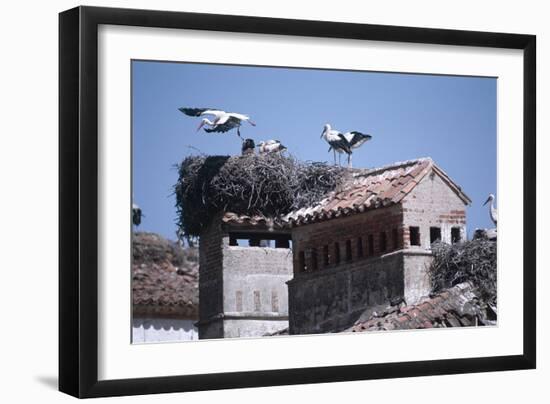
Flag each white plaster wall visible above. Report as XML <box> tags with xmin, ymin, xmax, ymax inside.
<box><xmin>132</xmin><ymin>318</ymin><xmax>198</xmax><ymax>343</ymax></box>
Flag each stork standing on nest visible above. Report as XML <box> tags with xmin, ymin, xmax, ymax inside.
<box><xmin>241</xmin><ymin>138</ymin><xmax>256</xmax><ymax>155</ymax></box>
<box><xmin>320</xmin><ymin>124</ymin><xmax>351</xmax><ymax>166</ymax></box>
<box><xmin>258</xmin><ymin>140</ymin><xmax>287</xmax><ymax>154</ymax></box>
<box><xmin>178</xmin><ymin>107</ymin><xmax>256</xmax><ymax>139</ymax></box>
<box><xmin>321</xmin><ymin>124</ymin><xmax>371</xmax><ymax>168</ymax></box>
<box><xmin>483</xmin><ymin>193</ymin><xmax>498</xmax><ymax>227</ymax></box>
<box><xmin>340</xmin><ymin>131</ymin><xmax>372</xmax><ymax>168</ymax></box>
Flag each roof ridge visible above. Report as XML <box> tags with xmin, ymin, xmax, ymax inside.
<box><xmin>351</xmin><ymin>157</ymin><xmax>433</xmax><ymax>178</ymax></box>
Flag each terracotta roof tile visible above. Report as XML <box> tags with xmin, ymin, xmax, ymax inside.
<box><xmin>283</xmin><ymin>158</ymin><xmax>451</xmax><ymax>226</ymax></box>
<box><xmin>132</xmin><ymin>233</ymin><xmax>198</xmax><ymax>318</ymax></box>
<box><xmin>349</xmin><ymin>282</ymin><xmax>496</xmax><ymax>332</ymax></box>
<box><xmin>222</xmin><ymin>157</ymin><xmax>471</xmax><ymax>227</ymax></box>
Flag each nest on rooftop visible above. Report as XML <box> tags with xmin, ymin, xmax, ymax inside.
<box><xmin>175</xmin><ymin>153</ymin><xmax>346</xmax><ymax>237</ymax></box>
<box><xmin>429</xmin><ymin>239</ymin><xmax>497</xmax><ymax>307</ymax></box>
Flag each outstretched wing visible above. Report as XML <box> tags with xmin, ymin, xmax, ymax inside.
<box><xmin>204</xmin><ymin>116</ymin><xmax>242</xmax><ymax>133</ymax></box>
<box><xmin>330</xmin><ymin>134</ymin><xmax>352</xmax><ymax>154</ymax></box>
<box><xmin>345</xmin><ymin>131</ymin><xmax>372</xmax><ymax>148</ymax></box>
<box><xmin>178</xmin><ymin>107</ymin><xmax>220</xmax><ymax>117</ymax></box>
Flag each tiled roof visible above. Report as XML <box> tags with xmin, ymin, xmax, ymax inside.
<box><xmin>283</xmin><ymin>157</ymin><xmax>471</xmax><ymax>226</ymax></box>
<box><xmin>221</xmin><ymin>212</ymin><xmax>281</xmax><ymax>228</ymax></box>
<box><xmin>132</xmin><ymin>232</ymin><xmax>198</xmax><ymax>318</ymax></box>
<box><xmin>220</xmin><ymin>157</ymin><xmax>470</xmax><ymax>228</ymax></box>
<box><xmin>349</xmin><ymin>282</ymin><xmax>496</xmax><ymax>332</ymax></box>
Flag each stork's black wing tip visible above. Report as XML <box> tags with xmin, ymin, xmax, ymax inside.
<box><xmin>178</xmin><ymin>107</ymin><xmax>208</xmax><ymax>116</ymax></box>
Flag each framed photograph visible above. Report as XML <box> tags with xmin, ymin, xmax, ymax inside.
<box><xmin>59</xmin><ymin>6</ymin><xmax>536</xmax><ymax>398</ymax></box>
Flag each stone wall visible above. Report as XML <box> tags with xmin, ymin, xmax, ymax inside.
<box><xmin>198</xmin><ymin>219</ymin><xmax>293</xmax><ymax>339</ymax></box>
<box><xmin>288</xmin><ymin>251</ymin><xmax>404</xmax><ymax>334</ymax></box>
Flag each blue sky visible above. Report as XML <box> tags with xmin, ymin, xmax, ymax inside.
<box><xmin>132</xmin><ymin>60</ymin><xmax>496</xmax><ymax>240</ymax></box>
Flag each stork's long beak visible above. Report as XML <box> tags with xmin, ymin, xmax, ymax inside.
<box><xmin>483</xmin><ymin>196</ymin><xmax>491</xmax><ymax>206</ymax></box>
<box><xmin>248</xmin><ymin>120</ymin><xmax>256</xmax><ymax>126</ymax></box>
<box><xmin>196</xmin><ymin>120</ymin><xmax>205</xmax><ymax>132</ymax></box>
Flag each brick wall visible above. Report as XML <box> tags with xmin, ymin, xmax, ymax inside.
<box><xmin>291</xmin><ymin>204</ymin><xmax>404</xmax><ymax>277</ymax></box>
<box><xmin>287</xmin><ymin>168</ymin><xmax>469</xmax><ymax>334</ymax></box>
<box><xmin>402</xmin><ymin>172</ymin><xmax>467</xmax><ymax>247</ymax></box>
<box><xmin>198</xmin><ymin>216</ymin><xmax>224</xmax><ymax>324</ymax></box>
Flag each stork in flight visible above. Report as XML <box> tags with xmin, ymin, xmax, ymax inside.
<box><xmin>258</xmin><ymin>140</ymin><xmax>287</xmax><ymax>154</ymax></box>
<box><xmin>483</xmin><ymin>193</ymin><xmax>498</xmax><ymax>227</ymax></box>
<box><xmin>178</xmin><ymin>107</ymin><xmax>256</xmax><ymax>139</ymax></box>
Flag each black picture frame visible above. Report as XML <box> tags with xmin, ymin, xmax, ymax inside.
<box><xmin>59</xmin><ymin>5</ymin><xmax>536</xmax><ymax>398</ymax></box>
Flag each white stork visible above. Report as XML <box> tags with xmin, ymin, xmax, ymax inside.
<box><xmin>320</xmin><ymin>124</ymin><xmax>354</xmax><ymax>167</ymax></box>
<box><xmin>343</xmin><ymin>131</ymin><xmax>372</xmax><ymax>150</ymax></box>
<box><xmin>178</xmin><ymin>107</ymin><xmax>256</xmax><ymax>139</ymax></box>
<box><xmin>483</xmin><ymin>194</ymin><xmax>498</xmax><ymax>227</ymax></box>
<box><xmin>258</xmin><ymin>140</ymin><xmax>287</xmax><ymax>154</ymax></box>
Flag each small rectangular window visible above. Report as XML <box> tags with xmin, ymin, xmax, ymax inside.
<box><xmin>228</xmin><ymin>233</ymin><xmax>291</xmax><ymax>248</ymax></box>
<box><xmin>430</xmin><ymin>227</ymin><xmax>442</xmax><ymax>244</ymax></box>
<box><xmin>254</xmin><ymin>290</ymin><xmax>261</xmax><ymax>312</ymax></box>
<box><xmin>323</xmin><ymin>245</ymin><xmax>330</xmax><ymax>266</ymax></box>
<box><xmin>357</xmin><ymin>237</ymin><xmax>364</xmax><ymax>258</ymax></box>
<box><xmin>392</xmin><ymin>228</ymin><xmax>399</xmax><ymax>250</ymax></box>
<box><xmin>310</xmin><ymin>248</ymin><xmax>318</xmax><ymax>271</ymax></box>
<box><xmin>451</xmin><ymin>227</ymin><xmax>461</xmax><ymax>244</ymax></box>
<box><xmin>345</xmin><ymin>240</ymin><xmax>352</xmax><ymax>261</ymax></box>
<box><xmin>368</xmin><ymin>235</ymin><xmax>374</xmax><ymax>256</ymax></box>
<box><xmin>334</xmin><ymin>242</ymin><xmax>341</xmax><ymax>264</ymax></box>
<box><xmin>410</xmin><ymin>226</ymin><xmax>421</xmax><ymax>246</ymax></box>
<box><xmin>298</xmin><ymin>251</ymin><xmax>306</xmax><ymax>273</ymax></box>
<box><xmin>379</xmin><ymin>232</ymin><xmax>387</xmax><ymax>252</ymax></box>
<box><xmin>275</xmin><ymin>238</ymin><xmax>290</xmax><ymax>248</ymax></box>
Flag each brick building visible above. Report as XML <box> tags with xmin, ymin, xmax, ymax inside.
<box><xmin>284</xmin><ymin>157</ymin><xmax>471</xmax><ymax>334</ymax></box>
<box><xmin>197</xmin><ymin>214</ymin><xmax>293</xmax><ymax>339</ymax></box>
<box><xmin>197</xmin><ymin>157</ymin><xmax>470</xmax><ymax>338</ymax></box>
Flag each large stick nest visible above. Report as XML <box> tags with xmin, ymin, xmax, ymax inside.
<box><xmin>175</xmin><ymin>154</ymin><xmax>346</xmax><ymax>236</ymax></box>
<box><xmin>429</xmin><ymin>239</ymin><xmax>497</xmax><ymax>306</ymax></box>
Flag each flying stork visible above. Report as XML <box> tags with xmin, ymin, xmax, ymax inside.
<box><xmin>178</xmin><ymin>107</ymin><xmax>256</xmax><ymax>139</ymax></box>
<box><xmin>483</xmin><ymin>193</ymin><xmax>498</xmax><ymax>227</ymax></box>
<box><xmin>258</xmin><ymin>140</ymin><xmax>287</xmax><ymax>154</ymax></box>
